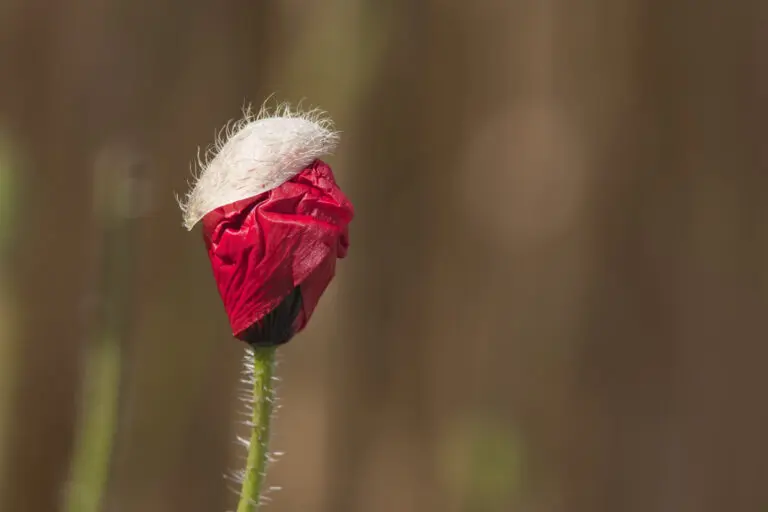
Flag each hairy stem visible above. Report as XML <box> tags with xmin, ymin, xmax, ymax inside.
<box><xmin>237</xmin><ymin>346</ymin><xmax>277</xmax><ymax>512</ymax></box>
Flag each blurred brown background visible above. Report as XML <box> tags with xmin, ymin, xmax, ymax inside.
<box><xmin>1</xmin><ymin>1</ymin><xmax>768</xmax><ymax>511</ymax></box>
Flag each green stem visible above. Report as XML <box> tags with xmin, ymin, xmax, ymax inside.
<box><xmin>237</xmin><ymin>346</ymin><xmax>277</xmax><ymax>512</ymax></box>
<box><xmin>63</xmin><ymin>337</ymin><xmax>121</xmax><ymax>512</ymax></box>
<box><xmin>64</xmin><ymin>154</ymin><xmax>143</xmax><ymax>512</ymax></box>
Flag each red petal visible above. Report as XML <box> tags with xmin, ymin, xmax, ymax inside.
<box><xmin>201</xmin><ymin>160</ymin><xmax>354</xmax><ymax>340</ymax></box>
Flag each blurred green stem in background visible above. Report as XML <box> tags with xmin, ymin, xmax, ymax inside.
<box><xmin>237</xmin><ymin>347</ymin><xmax>277</xmax><ymax>512</ymax></box>
<box><xmin>64</xmin><ymin>336</ymin><xmax>121</xmax><ymax>512</ymax></box>
<box><xmin>0</xmin><ymin>131</ymin><xmax>19</xmax><ymax>488</ymax></box>
<box><xmin>64</xmin><ymin>147</ymin><xmax>144</xmax><ymax>512</ymax></box>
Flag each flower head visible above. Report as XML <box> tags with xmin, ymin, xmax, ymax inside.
<box><xmin>180</xmin><ymin>104</ymin><xmax>353</xmax><ymax>345</ymax></box>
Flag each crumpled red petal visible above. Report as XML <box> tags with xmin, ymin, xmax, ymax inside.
<box><xmin>200</xmin><ymin>159</ymin><xmax>353</xmax><ymax>340</ymax></box>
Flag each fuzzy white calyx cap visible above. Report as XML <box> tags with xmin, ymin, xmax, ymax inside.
<box><xmin>179</xmin><ymin>104</ymin><xmax>340</xmax><ymax>230</ymax></box>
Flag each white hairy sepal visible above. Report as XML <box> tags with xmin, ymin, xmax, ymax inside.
<box><xmin>179</xmin><ymin>104</ymin><xmax>339</xmax><ymax>230</ymax></box>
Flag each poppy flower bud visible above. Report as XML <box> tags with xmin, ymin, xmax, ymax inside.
<box><xmin>180</xmin><ymin>107</ymin><xmax>353</xmax><ymax>346</ymax></box>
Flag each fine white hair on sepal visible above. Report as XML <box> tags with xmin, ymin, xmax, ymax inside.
<box><xmin>178</xmin><ymin>102</ymin><xmax>340</xmax><ymax>230</ymax></box>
